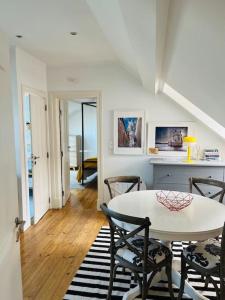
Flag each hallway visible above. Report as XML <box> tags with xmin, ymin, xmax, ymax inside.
<box><xmin>20</xmin><ymin>184</ymin><xmax>106</xmax><ymax>300</ymax></box>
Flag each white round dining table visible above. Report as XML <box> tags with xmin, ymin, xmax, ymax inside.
<box><xmin>108</xmin><ymin>190</ymin><xmax>225</xmax><ymax>300</ymax></box>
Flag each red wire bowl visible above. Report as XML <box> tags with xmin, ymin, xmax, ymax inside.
<box><xmin>156</xmin><ymin>191</ymin><xmax>193</xmax><ymax>211</ymax></box>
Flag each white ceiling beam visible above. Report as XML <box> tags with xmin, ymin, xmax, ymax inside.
<box><xmin>155</xmin><ymin>0</ymin><xmax>171</xmax><ymax>93</ymax></box>
<box><xmin>118</xmin><ymin>0</ymin><xmax>156</xmax><ymax>92</ymax></box>
<box><xmin>86</xmin><ymin>0</ymin><xmax>171</xmax><ymax>93</ymax></box>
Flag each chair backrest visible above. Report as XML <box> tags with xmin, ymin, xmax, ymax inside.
<box><xmin>100</xmin><ymin>203</ymin><xmax>151</xmax><ymax>269</ymax></box>
<box><xmin>104</xmin><ymin>176</ymin><xmax>141</xmax><ymax>199</ymax></box>
<box><xmin>189</xmin><ymin>177</ymin><xmax>225</xmax><ymax>203</ymax></box>
<box><xmin>220</xmin><ymin>223</ymin><xmax>225</xmax><ymax>299</ymax></box>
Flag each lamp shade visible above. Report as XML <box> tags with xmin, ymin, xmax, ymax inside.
<box><xmin>183</xmin><ymin>136</ymin><xmax>197</xmax><ymax>143</ymax></box>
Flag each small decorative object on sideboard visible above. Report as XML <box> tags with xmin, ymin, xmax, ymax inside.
<box><xmin>183</xmin><ymin>136</ymin><xmax>197</xmax><ymax>163</ymax></box>
<box><xmin>156</xmin><ymin>191</ymin><xmax>193</xmax><ymax>211</ymax></box>
<box><xmin>203</xmin><ymin>149</ymin><xmax>220</xmax><ymax>161</ymax></box>
<box><xmin>148</xmin><ymin>147</ymin><xmax>159</xmax><ymax>155</ymax></box>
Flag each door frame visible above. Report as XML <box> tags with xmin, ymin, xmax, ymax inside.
<box><xmin>48</xmin><ymin>90</ymin><xmax>103</xmax><ymax>209</ymax></box>
<box><xmin>59</xmin><ymin>100</ymin><xmax>70</xmax><ymax>205</ymax></box>
<box><xmin>19</xmin><ymin>85</ymin><xmax>51</xmax><ymax>230</ymax></box>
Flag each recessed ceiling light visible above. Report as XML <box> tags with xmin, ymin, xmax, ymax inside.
<box><xmin>16</xmin><ymin>35</ymin><xmax>23</xmax><ymax>38</ymax></box>
<box><xmin>70</xmin><ymin>32</ymin><xmax>78</xmax><ymax>36</ymax></box>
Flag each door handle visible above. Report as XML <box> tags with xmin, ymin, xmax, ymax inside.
<box><xmin>15</xmin><ymin>217</ymin><xmax>26</xmax><ymax>242</ymax></box>
<box><xmin>32</xmin><ymin>154</ymin><xmax>40</xmax><ymax>165</ymax></box>
<box><xmin>32</xmin><ymin>155</ymin><xmax>40</xmax><ymax>160</ymax></box>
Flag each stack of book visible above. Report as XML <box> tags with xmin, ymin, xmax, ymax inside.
<box><xmin>203</xmin><ymin>149</ymin><xmax>220</xmax><ymax>161</ymax></box>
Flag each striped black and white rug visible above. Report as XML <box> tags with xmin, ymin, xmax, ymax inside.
<box><xmin>64</xmin><ymin>227</ymin><xmax>219</xmax><ymax>300</ymax></box>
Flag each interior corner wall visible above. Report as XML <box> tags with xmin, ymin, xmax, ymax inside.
<box><xmin>47</xmin><ymin>63</ymin><xmax>225</xmax><ymax>204</ymax></box>
<box><xmin>10</xmin><ymin>47</ymin><xmax>48</xmax><ymax>229</ymax></box>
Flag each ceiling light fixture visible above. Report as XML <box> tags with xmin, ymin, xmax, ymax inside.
<box><xmin>70</xmin><ymin>32</ymin><xmax>78</xmax><ymax>36</ymax></box>
<box><xmin>16</xmin><ymin>35</ymin><xmax>23</xmax><ymax>38</ymax></box>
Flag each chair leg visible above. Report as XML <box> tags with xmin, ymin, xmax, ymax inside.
<box><xmin>220</xmin><ymin>276</ymin><xmax>225</xmax><ymax>300</ymax></box>
<box><xmin>107</xmin><ymin>257</ymin><xmax>115</xmax><ymax>300</ymax></box>
<box><xmin>204</xmin><ymin>276</ymin><xmax>209</xmax><ymax>290</ymax></box>
<box><xmin>142</xmin><ymin>272</ymin><xmax>148</xmax><ymax>300</ymax></box>
<box><xmin>208</xmin><ymin>276</ymin><xmax>220</xmax><ymax>300</ymax></box>
<box><xmin>134</xmin><ymin>272</ymin><xmax>138</xmax><ymax>284</ymax></box>
<box><xmin>166</xmin><ymin>262</ymin><xmax>175</xmax><ymax>299</ymax></box>
<box><xmin>177</xmin><ymin>255</ymin><xmax>188</xmax><ymax>300</ymax></box>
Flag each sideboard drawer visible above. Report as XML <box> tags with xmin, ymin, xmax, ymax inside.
<box><xmin>154</xmin><ymin>165</ymin><xmax>224</xmax><ymax>185</ymax></box>
<box><xmin>154</xmin><ymin>183</ymin><xmax>189</xmax><ymax>193</ymax></box>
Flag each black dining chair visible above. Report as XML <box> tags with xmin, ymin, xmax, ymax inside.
<box><xmin>178</xmin><ymin>222</ymin><xmax>225</xmax><ymax>300</ymax></box>
<box><xmin>104</xmin><ymin>176</ymin><xmax>141</xmax><ymax>199</ymax></box>
<box><xmin>189</xmin><ymin>177</ymin><xmax>225</xmax><ymax>203</ymax></box>
<box><xmin>100</xmin><ymin>203</ymin><xmax>175</xmax><ymax>300</ymax></box>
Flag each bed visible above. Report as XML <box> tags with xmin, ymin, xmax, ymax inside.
<box><xmin>76</xmin><ymin>157</ymin><xmax>97</xmax><ymax>183</ymax></box>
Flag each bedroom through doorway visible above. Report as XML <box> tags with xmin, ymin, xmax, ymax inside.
<box><xmin>59</xmin><ymin>98</ymin><xmax>98</xmax><ymax>204</ymax></box>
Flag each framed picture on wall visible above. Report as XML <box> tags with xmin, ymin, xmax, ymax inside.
<box><xmin>148</xmin><ymin>121</ymin><xmax>195</xmax><ymax>156</ymax></box>
<box><xmin>114</xmin><ymin>111</ymin><xmax>145</xmax><ymax>155</ymax></box>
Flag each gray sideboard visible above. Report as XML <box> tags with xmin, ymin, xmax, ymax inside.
<box><xmin>151</xmin><ymin>159</ymin><xmax>225</xmax><ymax>197</ymax></box>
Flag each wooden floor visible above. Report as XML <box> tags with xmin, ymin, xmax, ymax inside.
<box><xmin>20</xmin><ymin>183</ymin><xmax>106</xmax><ymax>300</ymax></box>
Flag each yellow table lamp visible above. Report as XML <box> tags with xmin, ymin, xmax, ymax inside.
<box><xmin>183</xmin><ymin>136</ymin><xmax>197</xmax><ymax>162</ymax></box>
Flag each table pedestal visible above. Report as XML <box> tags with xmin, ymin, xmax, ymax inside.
<box><xmin>170</xmin><ymin>259</ymin><xmax>208</xmax><ymax>300</ymax></box>
<box><xmin>122</xmin><ymin>256</ymin><xmax>209</xmax><ymax>300</ymax></box>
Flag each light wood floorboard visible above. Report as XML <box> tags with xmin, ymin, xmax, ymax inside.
<box><xmin>20</xmin><ymin>183</ymin><xmax>106</xmax><ymax>300</ymax></box>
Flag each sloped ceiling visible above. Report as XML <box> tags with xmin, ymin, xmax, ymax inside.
<box><xmin>163</xmin><ymin>0</ymin><xmax>225</xmax><ymax>128</ymax></box>
<box><xmin>0</xmin><ymin>0</ymin><xmax>224</xmax><ymax>135</ymax></box>
<box><xmin>86</xmin><ymin>0</ymin><xmax>225</xmax><ymax>137</ymax></box>
<box><xmin>86</xmin><ymin>0</ymin><xmax>170</xmax><ymax>92</ymax></box>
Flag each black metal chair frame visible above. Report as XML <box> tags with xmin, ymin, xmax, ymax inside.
<box><xmin>101</xmin><ymin>203</ymin><xmax>174</xmax><ymax>300</ymax></box>
<box><xmin>104</xmin><ymin>176</ymin><xmax>141</xmax><ymax>199</ymax></box>
<box><xmin>178</xmin><ymin>223</ymin><xmax>225</xmax><ymax>300</ymax></box>
<box><xmin>189</xmin><ymin>177</ymin><xmax>225</xmax><ymax>203</ymax></box>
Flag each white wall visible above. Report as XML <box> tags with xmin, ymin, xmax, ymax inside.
<box><xmin>69</xmin><ymin>102</ymin><xmax>97</xmax><ymax>159</ymax></box>
<box><xmin>11</xmin><ymin>47</ymin><xmax>48</xmax><ymax>229</ymax></box>
<box><xmin>0</xmin><ymin>31</ymin><xmax>23</xmax><ymax>300</ymax></box>
<box><xmin>47</xmin><ymin>63</ymin><xmax>225</xmax><ymax>203</ymax></box>
<box><xmin>163</xmin><ymin>0</ymin><xmax>225</xmax><ymax>127</ymax></box>
<box><xmin>68</xmin><ymin>102</ymin><xmax>82</xmax><ymax>136</ymax></box>
<box><xmin>69</xmin><ymin>110</ymin><xmax>81</xmax><ymax>135</ymax></box>
<box><xmin>83</xmin><ymin>104</ymin><xmax>97</xmax><ymax>158</ymax></box>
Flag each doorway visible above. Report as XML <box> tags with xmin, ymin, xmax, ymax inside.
<box><xmin>23</xmin><ymin>91</ymin><xmax>50</xmax><ymax>226</ymax></box>
<box><xmin>59</xmin><ymin>98</ymin><xmax>98</xmax><ymax>205</ymax></box>
<box><xmin>23</xmin><ymin>94</ymin><xmax>34</xmax><ymax>224</ymax></box>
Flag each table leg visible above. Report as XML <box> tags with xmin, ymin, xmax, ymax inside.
<box><xmin>164</xmin><ymin>242</ymin><xmax>209</xmax><ymax>300</ymax></box>
<box><xmin>122</xmin><ymin>271</ymin><xmax>162</xmax><ymax>300</ymax></box>
<box><xmin>122</xmin><ymin>241</ymin><xmax>210</xmax><ymax>300</ymax></box>
<box><xmin>122</xmin><ymin>263</ymin><xmax>209</xmax><ymax>300</ymax></box>
<box><xmin>171</xmin><ymin>260</ymin><xmax>209</xmax><ymax>300</ymax></box>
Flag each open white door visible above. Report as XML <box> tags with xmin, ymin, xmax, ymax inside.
<box><xmin>30</xmin><ymin>94</ymin><xmax>49</xmax><ymax>223</ymax></box>
<box><xmin>0</xmin><ymin>32</ymin><xmax>23</xmax><ymax>299</ymax></box>
<box><xmin>59</xmin><ymin>100</ymin><xmax>70</xmax><ymax>205</ymax></box>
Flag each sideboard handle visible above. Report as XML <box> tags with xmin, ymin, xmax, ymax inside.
<box><xmin>167</xmin><ymin>173</ymin><xmax>172</xmax><ymax>177</ymax></box>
